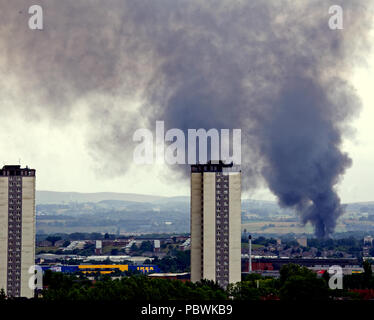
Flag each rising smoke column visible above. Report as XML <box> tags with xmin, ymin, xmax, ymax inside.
<box><xmin>0</xmin><ymin>0</ymin><xmax>372</xmax><ymax>237</ymax></box>
<box><xmin>137</xmin><ymin>1</ymin><xmax>371</xmax><ymax>237</ymax></box>
<box><xmin>259</xmin><ymin>77</ymin><xmax>359</xmax><ymax>237</ymax></box>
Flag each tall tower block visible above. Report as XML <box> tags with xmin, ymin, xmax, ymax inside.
<box><xmin>0</xmin><ymin>165</ymin><xmax>36</xmax><ymax>298</ymax></box>
<box><xmin>190</xmin><ymin>161</ymin><xmax>241</xmax><ymax>287</ymax></box>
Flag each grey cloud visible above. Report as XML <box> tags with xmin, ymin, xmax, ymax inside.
<box><xmin>1</xmin><ymin>0</ymin><xmax>372</xmax><ymax>237</ymax></box>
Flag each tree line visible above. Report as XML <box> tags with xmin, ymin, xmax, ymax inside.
<box><xmin>1</xmin><ymin>261</ymin><xmax>373</xmax><ymax>301</ymax></box>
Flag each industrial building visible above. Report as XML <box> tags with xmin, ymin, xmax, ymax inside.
<box><xmin>40</xmin><ymin>264</ymin><xmax>161</xmax><ymax>275</ymax></box>
<box><xmin>243</xmin><ymin>257</ymin><xmax>362</xmax><ymax>275</ymax></box>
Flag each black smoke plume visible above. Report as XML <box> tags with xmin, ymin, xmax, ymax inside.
<box><xmin>1</xmin><ymin>0</ymin><xmax>372</xmax><ymax>237</ymax></box>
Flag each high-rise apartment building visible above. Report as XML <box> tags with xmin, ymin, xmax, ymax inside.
<box><xmin>190</xmin><ymin>161</ymin><xmax>241</xmax><ymax>287</ymax></box>
<box><xmin>0</xmin><ymin>165</ymin><xmax>36</xmax><ymax>298</ymax></box>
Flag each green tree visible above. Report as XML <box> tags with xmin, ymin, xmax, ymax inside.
<box><xmin>369</xmin><ymin>247</ymin><xmax>374</xmax><ymax>257</ymax></box>
<box><xmin>41</xmin><ymin>272</ymin><xmax>227</xmax><ymax>301</ymax></box>
<box><xmin>0</xmin><ymin>288</ymin><xmax>6</xmax><ymax>301</ymax></box>
<box><xmin>362</xmin><ymin>260</ymin><xmax>373</xmax><ymax>288</ymax></box>
<box><xmin>322</xmin><ymin>270</ymin><xmax>330</xmax><ymax>285</ymax></box>
<box><xmin>228</xmin><ymin>282</ymin><xmax>261</xmax><ymax>300</ymax></box>
<box><xmin>228</xmin><ymin>274</ymin><xmax>279</xmax><ymax>300</ymax></box>
<box><xmin>279</xmin><ymin>264</ymin><xmax>329</xmax><ymax>301</ymax></box>
<box><xmin>140</xmin><ymin>241</ymin><xmax>153</xmax><ymax>252</ymax></box>
<box><xmin>63</xmin><ymin>240</ymin><xmax>71</xmax><ymax>247</ymax></box>
<box><xmin>46</xmin><ymin>236</ymin><xmax>62</xmax><ymax>246</ymax></box>
<box><xmin>363</xmin><ymin>260</ymin><xmax>372</xmax><ymax>278</ymax></box>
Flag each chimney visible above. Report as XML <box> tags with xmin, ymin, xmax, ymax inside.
<box><xmin>248</xmin><ymin>235</ymin><xmax>252</xmax><ymax>272</ymax></box>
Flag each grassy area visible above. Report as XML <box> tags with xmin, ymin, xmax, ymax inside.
<box><xmin>241</xmin><ymin>243</ymin><xmax>264</xmax><ymax>249</ymax></box>
<box><xmin>102</xmin><ymin>245</ymin><xmax>125</xmax><ymax>255</ymax></box>
<box><xmin>36</xmin><ymin>246</ymin><xmax>61</xmax><ymax>254</ymax></box>
<box><xmin>241</xmin><ymin>221</ymin><xmax>314</xmax><ymax>234</ymax></box>
<box><xmin>241</xmin><ymin>219</ymin><xmax>351</xmax><ymax>235</ymax></box>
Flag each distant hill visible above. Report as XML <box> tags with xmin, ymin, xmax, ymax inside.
<box><xmin>36</xmin><ymin>191</ymin><xmax>169</xmax><ymax>204</ymax></box>
<box><xmin>35</xmin><ymin>191</ymin><xmax>374</xmax><ymax>235</ymax></box>
<box><xmin>37</xmin><ymin>190</ymin><xmax>374</xmax><ymax>207</ymax></box>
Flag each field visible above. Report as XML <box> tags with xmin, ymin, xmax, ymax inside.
<box><xmin>241</xmin><ymin>220</ymin><xmax>348</xmax><ymax>235</ymax></box>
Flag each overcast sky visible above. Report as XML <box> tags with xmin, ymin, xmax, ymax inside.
<box><xmin>1</xmin><ymin>1</ymin><xmax>373</xmax><ymax>204</ymax></box>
